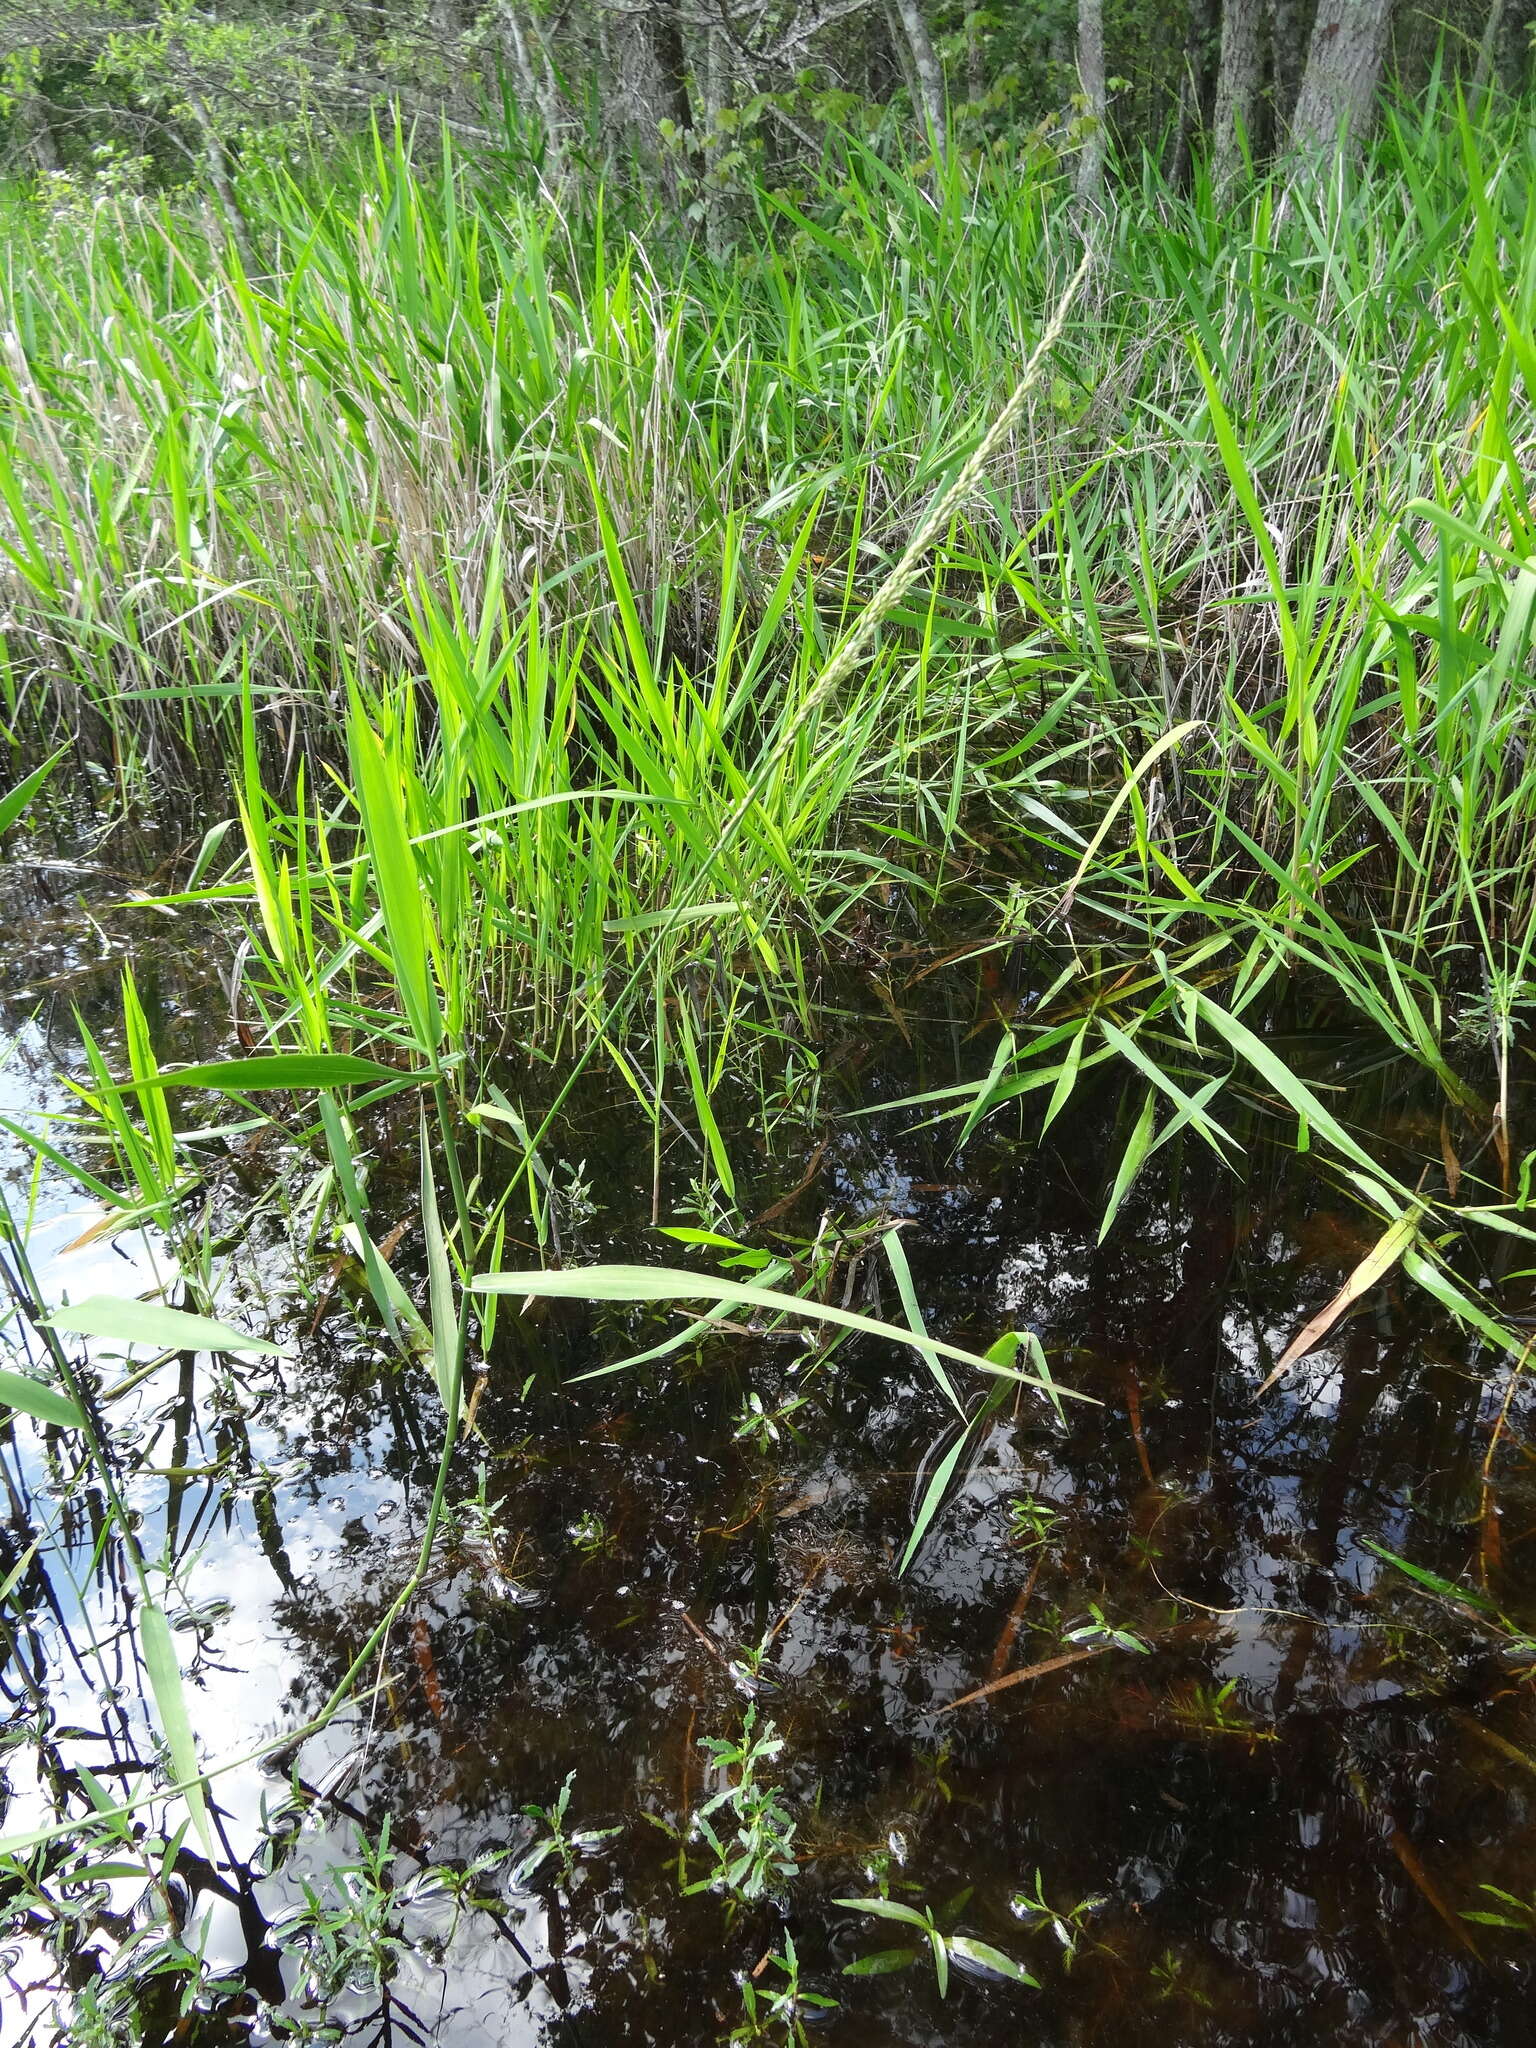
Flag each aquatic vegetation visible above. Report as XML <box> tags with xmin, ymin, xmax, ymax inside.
<box><xmin>836</xmin><ymin>1890</ymin><xmax>1036</xmax><ymax>1995</ymax></box>
<box><xmin>685</xmin><ymin>1706</ymin><xmax>798</xmax><ymax>1907</ymax></box>
<box><xmin>3</xmin><ymin>72</ymin><xmax>1536</xmax><ymax>2048</ymax></box>
<box><xmin>1060</xmin><ymin>1604</ymin><xmax>1153</xmax><ymax>1655</ymax></box>
<box><xmin>512</xmin><ymin>1771</ymin><xmax>620</xmax><ymax>1889</ymax></box>
<box><xmin>1465</xmin><ymin>1884</ymin><xmax>1536</xmax><ymax>1933</ymax></box>
<box><xmin>1006</xmin><ymin>1493</ymin><xmax>1060</xmax><ymax>1551</ymax></box>
<box><xmin>567</xmin><ymin>1508</ymin><xmax>613</xmax><ymax>1558</ymax></box>
<box><xmin>733</xmin><ymin>1386</ymin><xmax>811</xmax><ymax>1451</ymax></box>
<box><xmin>279</xmin><ymin>1818</ymin><xmax>416</xmax><ymax>2007</ymax></box>
<box><xmin>1008</xmin><ymin>1871</ymin><xmax>1110</xmax><ymax>1969</ymax></box>
<box><xmin>729</xmin><ymin>1932</ymin><xmax>838</xmax><ymax>2045</ymax></box>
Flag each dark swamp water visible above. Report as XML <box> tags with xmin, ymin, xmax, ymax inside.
<box><xmin>2</xmin><ymin>828</ymin><xmax>1536</xmax><ymax>2047</ymax></box>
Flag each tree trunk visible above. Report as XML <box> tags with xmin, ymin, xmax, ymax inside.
<box><xmin>1288</xmin><ymin>0</ymin><xmax>1395</xmax><ymax>155</ymax></box>
<box><xmin>1266</xmin><ymin>0</ymin><xmax>1307</xmax><ymax>132</ymax></box>
<box><xmin>1074</xmin><ymin>0</ymin><xmax>1108</xmax><ymax>209</ymax></box>
<box><xmin>499</xmin><ymin>0</ymin><xmax>567</xmax><ymax>167</ymax></box>
<box><xmin>649</xmin><ymin>0</ymin><xmax>695</xmax><ymax>140</ymax></box>
<box><xmin>965</xmin><ymin>7</ymin><xmax>986</xmax><ymax>106</ymax></box>
<box><xmin>1471</xmin><ymin>0</ymin><xmax>1509</xmax><ymax>110</ymax></box>
<box><xmin>183</xmin><ymin>82</ymin><xmax>256</xmax><ymax>272</ymax></box>
<box><xmin>1168</xmin><ymin>0</ymin><xmax>1219</xmax><ymax>191</ymax></box>
<box><xmin>869</xmin><ymin>12</ymin><xmax>902</xmax><ymax>102</ymax></box>
<box><xmin>1213</xmin><ymin>0</ymin><xmax>1265</xmax><ymax>189</ymax></box>
<box><xmin>701</xmin><ymin>24</ymin><xmax>730</xmax><ymax>259</ymax></box>
<box><xmin>882</xmin><ymin>0</ymin><xmax>922</xmax><ymax>115</ymax></box>
<box><xmin>891</xmin><ymin>0</ymin><xmax>947</xmax><ymax>156</ymax></box>
<box><xmin>1498</xmin><ymin>0</ymin><xmax>1536</xmax><ymax>92</ymax></box>
<box><xmin>645</xmin><ymin>0</ymin><xmax>699</xmax><ymax>199</ymax></box>
<box><xmin>15</xmin><ymin>85</ymin><xmax>60</xmax><ymax>175</ymax></box>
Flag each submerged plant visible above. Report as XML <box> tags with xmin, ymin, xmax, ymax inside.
<box><xmin>513</xmin><ymin>1771</ymin><xmax>620</xmax><ymax>1889</ymax></box>
<box><xmin>1061</xmin><ymin>1604</ymin><xmax>1151</xmax><ymax>1654</ymax></box>
<box><xmin>569</xmin><ymin>1509</ymin><xmax>613</xmax><ymax>1558</ymax></box>
<box><xmin>1008</xmin><ymin>1870</ymin><xmax>1110</xmax><ymax>1968</ymax></box>
<box><xmin>1007</xmin><ymin>1493</ymin><xmax>1059</xmax><ymax>1551</ymax></box>
<box><xmin>686</xmin><ymin>1706</ymin><xmax>798</xmax><ymax>1907</ymax></box>
<box><xmin>729</xmin><ymin>1934</ymin><xmax>838</xmax><ymax>2044</ymax></box>
<box><xmin>1168</xmin><ymin>1678</ymin><xmax>1276</xmax><ymax>1742</ymax></box>
<box><xmin>278</xmin><ymin>1817</ymin><xmax>413</xmax><ymax>2006</ymax></box>
<box><xmin>733</xmin><ymin>1387</ymin><xmax>811</xmax><ymax>1451</ymax></box>
<box><xmin>1464</xmin><ymin>1883</ymin><xmax>1536</xmax><ymax>1933</ymax></box>
<box><xmin>836</xmin><ymin>1891</ymin><xmax>1036</xmax><ymax>1997</ymax></box>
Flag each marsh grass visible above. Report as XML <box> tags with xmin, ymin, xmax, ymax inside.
<box><xmin>3</xmin><ymin>98</ymin><xmax>1532</xmax><ymax>1096</ymax></box>
<box><xmin>3</xmin><ymin>102</ymin><xmax>1536</xmax><ymax>1894</ymax></box>
<box><xmin>4</xmin><ymin>92</ymin><xmax>1536</xmax><ymax>1366</ymax></box>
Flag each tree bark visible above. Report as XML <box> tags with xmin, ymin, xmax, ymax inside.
<box><xmin>1213</xmin><ymin>0</ymin><xmax>1265</xmax><ymax>189</ymax></box>
<box><xmin>1168</xmin><ymin>0</ymin><xmax>1219</xmax><ymax>191</ymax></box>
<box><xmin>1288</xmin><ymin>0</ymin><xmax>1395</xmax><ymax>155</ymax></box>
<box><xmin>1266</xmin><ymin>0</ymin><xmax>1307</xmax><ymax>131</ymax></box>
<box><xmin>891</xmin><ymin>0</ymin><xmax>947</xmax><ymax>155</ymax></box>
<box><xmin>882</xmin><ymin>0</ymin><xmax>922</xmax><ymax>114</ymax></box>
<box><xmin>1074</xmin><ymin>0</ymin><xmax>1108</xmax><ymax>209</ymax></box>
<box><xmin>14</xmin><ymin>85</ymin><xmax>60</xmax><ymax>175</ymax></box>
<box><xmin>183</xmin><ymin>81</ymin><xmax>256</xmax><ymax>272</ymax></box>
<box><xmin>499</xmin><ymin>0</ymin><xmax>567</xmax><ymax>166</ymax></box>
<box><xmin>648</xmin><ymin>0</ymin><xmax>695</xmax><ymax>140</ymax></box>
<box><xmin>965</xmin><ymin>7</ymin><xmax>986</xmax><ymax>106</ymax></box>
<box><xmin>1471</xmin><ymin>0</ymin><xmax>1509</xmax><ymax>110</ymax></box>
<box><xmin>1498</xmin><ymin>0</ymin><xmax>1536</xmax><ymax>92</ymax></box>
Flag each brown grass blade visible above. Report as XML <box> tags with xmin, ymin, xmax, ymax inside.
<box><xmin>940</xmin><ymin>1643</ymin><xmax>1108</xmax><ymax>1712</ymax></box>
<box><xmin>1257</xmin><ymin>1207</ymin><xmax>1423</xmax><ymax>1397</ymax></box>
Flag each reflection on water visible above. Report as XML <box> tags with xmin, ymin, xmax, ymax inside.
<box><xmin>0</xmin><ymin>857</ymin><xmax>1534</xmax><ymax>2044</ymax></box>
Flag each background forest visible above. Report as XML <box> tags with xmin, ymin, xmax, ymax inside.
<box><xmin>4</xmin><ymin>1</ymin><xmax>1533</xmax><ymax>226</ymax></box>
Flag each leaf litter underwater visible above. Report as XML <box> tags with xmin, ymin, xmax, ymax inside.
<box><xmin>1</xmin><ymin>861</ymin><xmax>1535</xmax><ymax>2045</ymax></box>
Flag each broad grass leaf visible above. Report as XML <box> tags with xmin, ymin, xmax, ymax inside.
<box><xmin>0</xmin><ymin>1369</ymin><xmax>85</xmax><ymax>1430</ymax></box>
<box><xmin>1053</xmin><ymin>720</ymin><xmax>1203</xmax><ymax>917</ymax></box>
<box><xmin>139</xmin><ymin>1602</ymin><xmax>212</xmax><ymax>1854</ymax></box>
<box><xmin>419</xmin><ymin>1108</ymin><xmax>460</xmax><ymax>1416</ymax></box>
<box><xmin>0</xmin><ymin>746</ymin><xmax>68</xmax><ymax>839</ymax></box>
<box><xmin>901</xmin><ymin>1338</ymin><xmax>1020</xmax><ymax>1573</ymax></box>
<box><xmin>883</xmin><ymin>1227</ymin><xmax>961</xmax><ymax>1414</ymax></box>
<box><xmin>1257</xmin><ymin>1205</ymin><xmax>1424</xmax><ymax>1395</ymax></box>
<box><xmin>1192</xmin><ymin>992</ymin><xmax>1389</xmax><ymax>1181</ymax></box>
<box><xmin>472</xmin><ymin>1266</ymin><xmax>1096</xmax><ymax>1403</ymax></box>
<box><xmin>1403</xmin><ymin>1245</ymin><xmax>1523</xmax><ymax>1356</ymax></box>
<box><xmin>1099</xmin><ymin>1087</ymin><xmax>1158</xmax><ymax>1242</ymax></box>
<box><xmin>113</xmin><ymin>1054</ymin><xmax>421</xmax><ymax>1093</ymax></box>
<box><xmin>44</xmin><ymin>1298</ymin><xmax>283</xmax><ymax>1357</ymax></box>
<box><xmin>347</xmin><ymin>697</ymin><xmax>442</xmax><ymax>1058</ymax></box>
<box><xmin>1360</xmin><ymin>1537</ymin><xmax>1501</xmax><ymax>1617</ymax></box>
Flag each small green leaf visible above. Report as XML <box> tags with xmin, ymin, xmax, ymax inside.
<box><xmin>834</xmin><ymin>1896</ymin><xmax>930</xmax><ymax>1927</ymax></box>
<box><xmin>930</xmin><ymin>1926</ymin><xmax>949</xmax><ymax>1998</ymax></box>
<box><xmin>949</xmin><ymin>1935</ymin><xmax>1038</xmax><ymax>1985</ymax></box>
<box><xmin>842</xmin><ymin>1946</ymin><xmax>921</xmax><ymax>1975</ymax></box>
